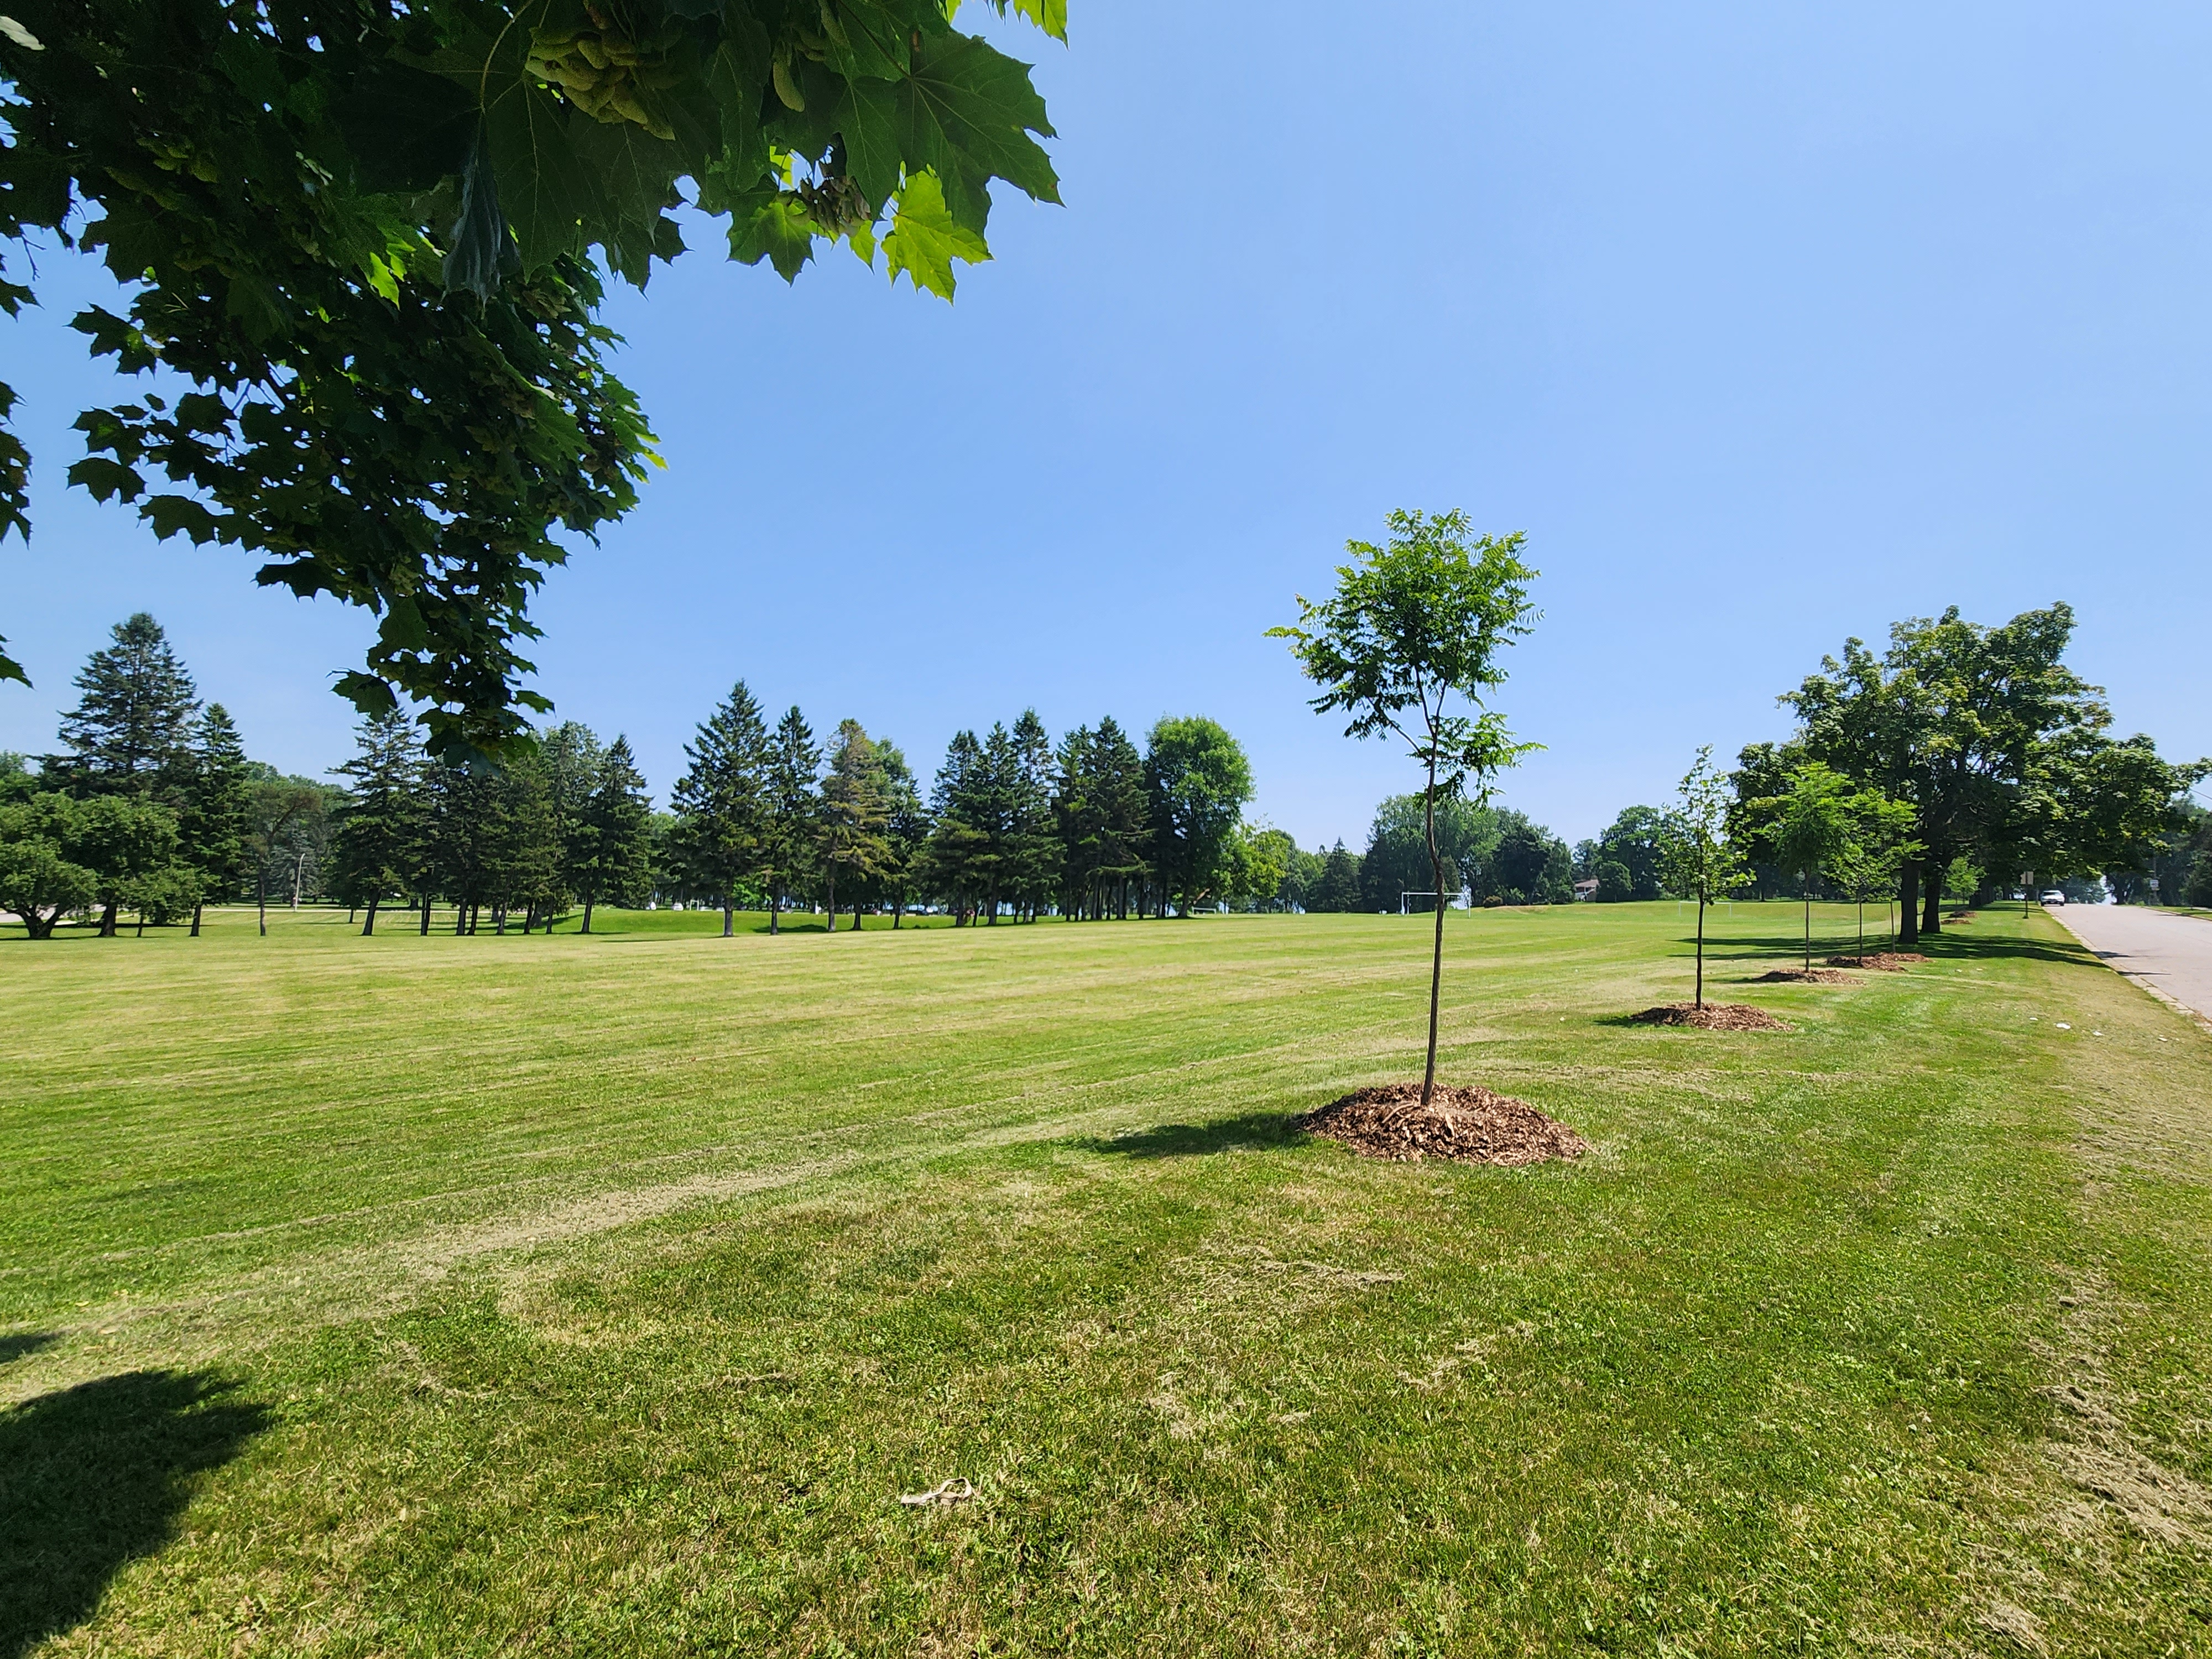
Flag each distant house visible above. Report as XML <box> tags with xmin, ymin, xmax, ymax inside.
<box><xmin>1573</xmin><ymin>878</ymin><xmax>1600</xmax><ymax>901</ymax></box>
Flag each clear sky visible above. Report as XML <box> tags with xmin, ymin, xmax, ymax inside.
<box><xmin>4</xmin><ymin>1</ymin><xmax>2208</xmax><ymax>849</ymax></box>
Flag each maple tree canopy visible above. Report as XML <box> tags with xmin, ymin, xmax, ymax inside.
<box><xmin>0</xmin><ymin>0</ymin><xmax>1062</xmax><ymax>757</ymax></box>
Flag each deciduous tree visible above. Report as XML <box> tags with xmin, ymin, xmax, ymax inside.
<box><xmin>1271</xmin><ymin>509</ymin><xmax>1539</xmax><ymax>1106</ymax></box>
<box><xmin>1656</xmin><ymin>747</ymin><xmax>1749</xmax><ymax>1008</ymax></box>
<box><xmin>1</xmin><ymin>1</ymin><xmax>1065</xmax><ymax>752</ymax></box>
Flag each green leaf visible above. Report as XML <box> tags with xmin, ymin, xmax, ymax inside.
<box><xmin>999</xmin><ymin>0</ymin><xmax>1069</xmax><ymax>43</ymax></box>
<box><xmin>729</xmin><ymin>194</ymin><xmax>818</xmax><ymax>282</ymax></box>
<box><xmin>883</xmin><ymin>169</ymin><xmax>988</xmax><ymax>298</ymax></box>
<box><xmin>834</xmin><ymin>79</ymin><xmax>904</xmax><ymax>210</ymax></box>
<box><xmin>0</xmin><ymin>635</ymin><xmax>27</xmax><ymax>688</ymax></box>
<box><xmin>144</xmin><ymin>495</ymin><xmax>221</xmax><ymax>543</ymax></box>
<box><xmin>705</xmin><ymin>27</ymin><xmax>772</xmax><ymax>165</ymax></box>
<box><xmin>66</xmin><ymin>456</ymin><xmax>144</xmax><ymax>503</ymax></box>
<box><xmin>893</xmin><ymin>33</ymin><xmax>1060</xmax><ymax>234</ymax></box>
<box><xmin>483</xmin><ymin>81</ymin><xmax>588</xmax><ymax>269</ymax></box>
<box><xmin>333</xmin><ymin>671</ymin><xmax>400</xmax><ymax>718</ymax></box>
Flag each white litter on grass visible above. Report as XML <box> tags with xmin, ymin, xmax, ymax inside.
<box><xmin>2055</xmin><ymin>1022</ymin><xmax>2071</xmax><ymax>1030</ymax></box>
<box><xmin>899</xmin><ymin>1478</ymin><xmax>976</xmax><ymax>1509</ymax></box>
<box><xmin>2093</xmin><ymin>1031</ymin><xmax>2104</xmax><ymax>1037</ymax></box>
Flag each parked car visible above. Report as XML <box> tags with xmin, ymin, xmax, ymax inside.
<box><xmin>2040</xmin><ymin>890</ymin><xmax>2067</xmax><ymax>906</ymax></box>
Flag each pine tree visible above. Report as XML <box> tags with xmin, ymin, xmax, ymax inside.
<box><xmin>484</xmin><ymin>750</ymin><xmax>562</xmax><ymax>933</ymax></box>
<box><xmin>540</xmin><ymin>721</ymin><xmax>606</xmax><ymax>911</ymax></box>
<box><xmin>875</xmin><ymin>739</ymin><xmax>930</xmax><ymax>928</ymax></box>
<box><xmin>1092</xmin><ymin>716</ymin><xmax>1151</xmax><ymax>919</ymax></box>
<box><xmin>331</xmin><ymin>711</ymin><xmax>427</xmax><ymax>935</ymax></box>
<box><xmin>1008</xmin><ymin>709</ymin><xmax>1059</xmax><ymax>921</ymax></box>
<box><xmin>923</xmin><ymin>730</ymin><xmax>988</xmax><ymax>924</ymax></box>
<box><xmin>671</xmin><ymin>682</ymin><xmax>770</xmax><ymax>938</ymax></box>
<box><xmin>820</xmin><ymin>719</ymin><xmax>891</xmax><ymax>932</ymax></box>
<box><xmin>425</xmin><ymin>760</ymin><xmax>492</xmax><ymax>934</ymax></box>
<box><xmin>575</xmin><ymin>735</ymin><xmax>654</xmax><ymax>933</ymax></box>
<box><xmin>761</xmin><ymin>706</ymin><xmax>821</xmax><ymax>934</ymax></box>
<box><xmin>50</xmin><ymin>613</ymin><xmax>200</xmax><ymax>797</ymax></box>
<box><xmin>177</xmin><ymin>704</ymin><xmax>252</xmax><ymax>935</ymax></box>
<box><xmin>1312</xmin><ymin>839</ymin><xmax>1363</xmax><ymax>912</ymax></box>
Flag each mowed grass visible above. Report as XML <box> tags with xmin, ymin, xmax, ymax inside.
<box><xmin>4</xmin><ymin>902</ymin><xmax>2211</xmax><ymax>1656</ymax></box>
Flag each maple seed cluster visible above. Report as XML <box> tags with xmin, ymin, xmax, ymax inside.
<box><xmin>526</xmin><ymin>17</ymin><xmax>684</xmax><ymax>140</ymax></box>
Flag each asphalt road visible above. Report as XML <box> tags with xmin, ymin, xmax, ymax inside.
<box><xmin>2052</xmin><ymin>904</ymin><xmax>2212</xmax><ymax>1024</ymax></box>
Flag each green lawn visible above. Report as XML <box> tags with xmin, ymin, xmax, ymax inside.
<box><xmin>4</xmin><ymin>902</ymin><xmax>2209</xmax><ymax>1656</ymax></box>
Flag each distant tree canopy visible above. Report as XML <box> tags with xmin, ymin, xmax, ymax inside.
<box><xmin>1744</xmin><ymin>603</ymin><xmax>2205</xmax><ymax>940</ymax></box>
<box><xmin>0</xmin><ymin>0</ymin><xmax>1065</xmax><ymax>750</ymax></box>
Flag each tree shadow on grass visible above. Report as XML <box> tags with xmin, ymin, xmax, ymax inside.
<box><xmin>0</xmin><ymin>1370</ymin><xmax>269</xmax><ymax>1658</ymax></box>
<box><xmin>0</xmin><ymin>1333</ymin><xmax>59</xmax><ymax>1365</ymax></box>
<box><xmin>1076</xmin><ymin>1112</ymin><xmax>1310</xmax><ymax>1159</ymax></box>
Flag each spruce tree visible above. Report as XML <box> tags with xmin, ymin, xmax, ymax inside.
<box><xmin>923</xmin><ymin>731</ymin><xmax>988</xmax><ymax>924</ymax></box>
<box><xmin>51</xmin><ymin>613</ymin><xmax>200</xmax><ymax>796</ymax></box>
<box><xmin>331</xmin><ymin>712</ymin><xmax>427</xmax><ymax>935</ymax></box>
<box><xmin>541</xmin><ymin>722</ymin><xmax>606</xmax><ymax>908</ymax></box>
<box><xmin>178</xmin><ymin>704</ymin><xmax>252</xmax><ymax>935</ymax></box>
<box><xmin>575</xmin><ymin>736</ymin><xmax>654</xmax><ymax>933</ymax></box>
<box><xmin>761</xmin><ymin>707</ymin><xmax>822</xmax><ymax>934</ymax></box>
<box><xmin>876</xmin><ymin>739</ymin><xmax>930</xmax><ymax>928</ymax></box>
<box><xmin>1008</xmin><ymin>709</ymin><xmax>1059</xmax><ymax>921</ymax></box>
<box><xmin>671</xmin><ymin>683</ymin><xmax>770</xmax><ymax>938</ymax></box>
<box><xmin>820</xmin><ymin>720</ymin><xmax>891</xmax><ymax>932</ymax></box>
<box><xmin>1092</xmin><ymin>717</ymin><xmax>1150</xmax><ymax>919</ymax></box>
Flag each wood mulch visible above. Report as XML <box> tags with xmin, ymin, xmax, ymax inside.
<box><xmin>1300</xmin><ymin>1083</ymin><xmax>1588</xmax><ymax>1167</ymax></box>
<box><xmin>1829</xmin><ymin>952</ymin><xmax>1928</xmax><ymax>971</ymax></box>
<box><xmin>1754</xmin><ymin>967</ymin><xmax>1861</xmax><ymax>984</ymax></box>
<box><xmin>1630</xmin><ymin>1003</ymin><xmax>1793</xmax><ymax>1032</ymax></box>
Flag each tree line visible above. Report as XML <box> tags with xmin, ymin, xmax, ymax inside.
<box><xmin>3</xmin><ymin>616</ymin><xmax>1293</xmax><ymax>938</ymax></box>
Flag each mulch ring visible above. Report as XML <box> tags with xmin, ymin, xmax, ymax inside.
<box><xmin>1630</xmin><ymin>1003</ymin><xmax>1793</xmax><ymax>1032</ymax></box>
<box><xmin>1754</xmin><ymin>967</ymin><xmax>1861</xmax><ymax>984</ymax></box>
<box><xmin>1300</xmin><ymin>1083</ymin><xmax>1588</xmax><ymax>1167</ymax></box>
<box><xmin>1829</xmin><ymin>952</ymin><xmax>1928</xmax><ymax>971</ymax></box>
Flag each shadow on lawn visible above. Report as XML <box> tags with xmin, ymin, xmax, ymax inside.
<box><xmin>0</xmin><ymin>1333</ymin><xmax>59</xmax><ymax>1366</ymax></box>
<box><xmin>1692</xmin><ymin>930</ymin><xmax>2088</xmax><ymax>968</ymax></box>
<box><xmin>0</xmin><ymin>1370</ymin><xmax>269</xmax><ymax>1658</ymax></box>
<box><xmin>1077</xmin><ymin>1112</ymin><xmax>1310</xmax><ymax>1159</ymax></box>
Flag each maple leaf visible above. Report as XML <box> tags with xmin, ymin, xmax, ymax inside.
<box><xmin>883</xmin><ymin>169</ymin><xmax>989</xmax><ymax>298</ymax></box>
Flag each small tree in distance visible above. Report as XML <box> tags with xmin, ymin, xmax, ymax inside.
<box><xmin>1761</xmin><ymin>763</ymin><xmax>1859</xmax><ymax>971</ymax></box>
<box><xmin>1657</xmin><ymin>747</ymin><xmax>1748</xmax><ymax>1010</ymax></box>
<box><xmin>1832</xmin><ymin>787</ymin><xmax>1919</xmax><ymax>957</ymax></box>
<box><xmin>1271</xmin><ymin>509</ymin><xmax>1540</xmax><ymax>1108</ymax></box>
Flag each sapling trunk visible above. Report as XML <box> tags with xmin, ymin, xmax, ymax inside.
<box><xmin>362</xmin><ymin>896</ymin><xmax>378</xmax><ymax>936</ymax></box>
<box><xmin>1803</xmin><ymin>880</ymin><xmax>1812</xmax><ymax>971</ymax></box>
<box><xmin>582</xmin><ymin>899</ymin><xmax>595</xmax><ymax>935</ymax></box>
<box><xmin>1695</xmin><ymin>888</ymin><xmax>1707</xmax><ymax>1009</ymax></box>
<box><xmin>1422</xmin><ymin>758</ymin><xmax>1445</xmax><ymax>1108</ymax></box>
<box><xmin>257</xmin><ymin>867</ymin><xmax>268</xmax><ymax>937</ymax></box>
<box><xmin>190</xmin><ymin>901</ymin><xmax>202</xmax><ymax>938</ymax></box>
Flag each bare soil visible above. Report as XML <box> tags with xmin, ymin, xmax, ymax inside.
<box><xmin>1630</xmin><ymin>1003</ymin><xmax>1793</xmax><ymax>1032</ymax></box>
<box><xmin>1754</xmin><ymin>967</ymin><xmax>1862</xmax><ymax>985</ymax></box>
<box><xmin>1301</xmin><ymin>1083</ymin><xmax>1589</xmax><ymax>1167</ymax></box>
<box><xmin>1829</xmin><ymin>952</ymin><xmax>1928</xmax><ymax>971</ymax></box>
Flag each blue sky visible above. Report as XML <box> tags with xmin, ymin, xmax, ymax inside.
<box><xmin>4</xmin><ymin>1</ymin><xmax>2208</xmax><ymax>848</ymax></box>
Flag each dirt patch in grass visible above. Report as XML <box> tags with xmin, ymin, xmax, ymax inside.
<box><xmin>1300</xmin><ymin>1084</ymin><xmax>1588</xmax><ymax>1167</ymax></box>
<box><xmin>1829</xmin><ymin>953</ymin><xmax>1928</xmax><ymax>971</ymax></box>
<box><xmin>1630</xmin><ymin>1003</ymin><xmax>1793</xmax><ymax>1032</ymax></box>
<box><xmin>1754</xmin><ymin>967</ymin><xmax>1862</xmax><ymax>985</ymax></box>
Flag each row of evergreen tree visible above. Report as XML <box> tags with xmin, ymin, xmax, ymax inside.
<box><xmin>3</xmin><ymin>617</ymin><xmax>1282</xmax><ymax>936</ymax></box>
